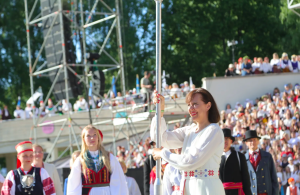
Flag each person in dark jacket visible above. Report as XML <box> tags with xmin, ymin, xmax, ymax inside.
<box><xmin>244</xmin><ymin>130</ymin><xmax>279</xmax><ymax>195</ymax></box>
<box><xmin>1</xmin><ymin>105</ymin><xmax>11</xmax><ymax>120</ymax></box>
<box><xmin>219</xmin><ymin>128</ymin><xmax>252</xmax><ymax>195</ymax></box>
<box><xmin>144</xmin><ymin>141</ymin><xmax>156</xmax><ymax>195</ymax></box>
<box><xmin>225</xmin><ymin>64</ymin><xmax>237</xmax><ymax>77</ymax></box>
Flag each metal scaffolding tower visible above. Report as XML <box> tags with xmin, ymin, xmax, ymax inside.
<box><xmin>287</xmin><ymin>0</ymin><xmax>300</xmax><ymax>16</ymax></box>
<box><xmin>23</xmin><ymin>0</ymin><xmax>131</xmax><ymax>161</ymax></box>
<box><xmin>24</xmin><ymin>0</ymin><xmax>190</xmax><ymax>166</ymax></box>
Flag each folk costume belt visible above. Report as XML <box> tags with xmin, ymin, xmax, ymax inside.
<box><xmin>180</xmin><ymin>168</ymin><xmax>219</xmax><ymax>195</ymax></box>
<box><xmin>172</xmin><ymin>186</ymin><xmax>180</xmax><ymax>191</ymax></box>
<box><xmin>223</xmin><ymin>182</ymin><xmax>244</xmax><ymax>195</ymax></box>
<box><xmin>182</xmin><ymin>168</ymin><xmax>219</xmax><ymax>179</ymax></box>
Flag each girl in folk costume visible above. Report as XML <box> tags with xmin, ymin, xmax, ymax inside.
<box><xmin>67</xmin><ymin>125</ymin><xmax>128</xmax><ymax>195</ymax></box>
<box><xmin>286</xmin><ymin>178</ymin><xmax>300</xmax><ymax>195</ymax></box>
<box><xmin>280</xmin><ymin>53</ymin><xmax>293</xmax><ymax>72</ymax></box>
<box><xmin>162</xmin><ymin>148</ymin><xmax>182</xmax><ymax>195</ymax></box>
<box><xmin>1</xmin><ymin>141</ymin><xmax>56</xmax><ymax>195</ymax></box>
<box><xmin>32</xmin><ymin>144</ymin><xmax>63</xmax><ymax>195</ymax></box>
<box><xmin>151</xmin><ymin>88</ymin><xmax>225</xmax><ymax>195</ymax></box>
<box><xmin>118</xmin><ymin>160</ymin><xmax>141</xmax><ymax>195</ymax></box>
<box><xmin>270</xmin><ymin>53</ymin><xmax>280</xmax><ymax>67</ymax></box>
<box><xmin>291</xmin><ymin>55</ymin><xmax>300</xmax><ymax>73</ymax></box>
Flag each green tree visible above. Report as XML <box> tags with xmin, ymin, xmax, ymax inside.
<box><xmin>0</xmin><ymin>1</ymin><xmax>51</xmax><ymax>114</ymax></box>
<box><xmin>279</xmin><ymin>0</ymin><xmax>300</xmax><ymax>54</ymax></box>
<box><xmin>160</xmin><ymin>0</ymin><xmax>284</xmax><ymax>85</ymax></box>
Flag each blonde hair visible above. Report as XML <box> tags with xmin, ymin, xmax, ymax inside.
<box><xmin>118</xmin><ymin>159</ymin><xmax>127</xmax><ymax>173</ymax></box>
<box><xmin>80</xmin><ymin>125</ymin><xmax>111</xmax><ymax>176</ymax></box>
<box><xmin>70</xmin><ymin>150</ymin><xmax>81</xmax><ymax>168</ymax></box>
<box><xmin>257</xmin><ymin>57</ymin><xmax>263</xmax><ymax>63</ymax></box>
<box><xmin>32</xmin><ymin>144</ymin><xmax>44</xmax><ymax>152</ymax></box>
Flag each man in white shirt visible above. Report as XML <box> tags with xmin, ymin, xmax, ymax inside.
<box><xmin>288</xmin><ymin>131</ymin><xmax>299</xmax><ymax>146</ymax></box>
<box><xmin>25</xmin><ymin>103</ymin><xmax>32</xmax><ymax>119</ymax></box>
<box><xmin>76</xmin><ymin>95</ymin><xmax>88</xmax><ymax>111</ymax></box>
<box><xmin>13</xmin><ymin>105</ymin><xmax>25</xmax><ymax>119</ymax></box>
<box><xmin>170</xmin><ymin>83</ymin><xmax>181</xmax><ymax>98</ymax></box>
<box><xmin>259</xmin><ymin>57</ymin><xmax>272</xmax><ymax>73</ymax></box>
<box><xmin>257</xmin><ymin>104</ymin><xmax>268</xmax><ymax>118</ymax></box>
<box><xmin>287</xmin><ymin>157</ymin><xmax>295</xmax><ymax>172</ymax></box>
<box><xmin>62</xmin><ymin>99</ymin><xmax>72</xmax><ymax>113</ymax></box>
<box><xmin>284</xmin><ymin>111</ymin><xmax>292</xmax><ymax>127</ymax></box>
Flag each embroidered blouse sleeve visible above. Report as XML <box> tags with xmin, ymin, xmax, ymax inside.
<box><xmin>1</xmin><ymin>170</ymin><xmax>15</xmax><ymax>195</ymax></box>
<box><xmin>67</xmin><ymin>158</ymin><xmax>82</xmax><ymax>195</ymax></box>
<box><xmin>150</xmin><ymin>115</ymin><xmax>189</xmax><ymax>149</ymax></box>
<box><xmin>40</xmin><ymin>168</ymin><xmax>56</xmax><ymax>195</ymax></box>
<box><xmin>160</xmin><ymin>124</ymin><xmax>223</xmax><ymax>170</ymax></box>
<box><xmin>109</xmin><ymin>154</ymin><xmax>129</xmax><ymax>195</ymax></box>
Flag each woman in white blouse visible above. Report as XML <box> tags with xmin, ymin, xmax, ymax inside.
<box><xmin>270</xmin><ymin>53</ymin><xmax>280</xmax><ymax>67</ymax></box>
<box><xmin>151</xmin><ymin>88</ymin><xmax>225</xmax><ymax>195</ymax></box>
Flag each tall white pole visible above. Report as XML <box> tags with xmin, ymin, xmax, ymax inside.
<box><xmin>154</xmin><ymin>0</ymin><xmax>162</xmax><ymax>194</ymax></box>
<box><xmin>24</xmin><ymin>0</ymin><xmax>37</xmax><ymax>143</ymax></box>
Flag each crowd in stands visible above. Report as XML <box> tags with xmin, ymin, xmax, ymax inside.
<box><xmin>0</xmin><ymin>75</ymin><xmax>195</xmax><ymax>122</ymax></box>
<box><xmin>225</xmin><ymin>52</ymin><xmax>300</xmax><ymax>77</ymax></box>
<box><xmin>219</xmin><ymin>82</ymin><xmax>300</xmax><ymax>193</ymax></box>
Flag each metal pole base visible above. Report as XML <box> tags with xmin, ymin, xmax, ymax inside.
<box><xmin>154</xmin><ymin>177</ymin><xmax>162</xmax><ymax>194</ymax></box>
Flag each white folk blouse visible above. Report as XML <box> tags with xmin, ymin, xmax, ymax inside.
<box><xmin>150</xmin><ymin>116</ymin><xmax>225</xmax><ymax>195</ymax></box>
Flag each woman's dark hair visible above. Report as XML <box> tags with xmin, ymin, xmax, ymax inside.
<box><xmin>186</xmin><ymin>88</ymin><xmax>220</xmax><ymax>123</ymax></box>
<box><xmin>273</xmin><ymin>87</ymin><xmax>280</xmax><ymax>96</ymax></box>
<box><xmin>225</xmin><ymin>104</ymin><xmax>231</xmax><ymax>109</ymax></box>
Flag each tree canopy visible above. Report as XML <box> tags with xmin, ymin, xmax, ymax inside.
<box><xmin>0</xmin><ymin>0</ymin><xmax>298</xmax><ymax>114</ymax></box>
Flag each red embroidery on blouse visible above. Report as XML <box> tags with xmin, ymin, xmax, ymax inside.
<box><xmin>1</xmin><ymin>179</ymin><xmax>13</xmax><ymax>195</ymax></box>
<box><xmin>43</xmin><ymin>177</ymin><xmax>55</xmax><ymax>195</ymax></box>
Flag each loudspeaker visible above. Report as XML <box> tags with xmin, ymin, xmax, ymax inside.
<box><xmin>40</xmin><ymin>0</ymin><xmax>82</xmax><ymax>101</ymax></box>
<box><xmin>92</xmin><ymin>70</ymin><xmax>105</xmax><ymax>97</ymax></box>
